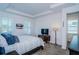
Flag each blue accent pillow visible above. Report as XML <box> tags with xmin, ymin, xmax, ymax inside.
<box><xmin>0</xmin><ymin>47</ymin><xmax>5</xmax><ymax>55</ymax></box>
<box><xmin>1</xmin><ymin>32</ymin><xmax>17</xmax><ymax>45</ymax></box>
<box><xmin>13</xmin><ymin>35</ymin><xmax>19</xmax><ymax>43</ymax></box>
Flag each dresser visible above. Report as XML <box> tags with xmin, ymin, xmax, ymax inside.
<box><xmin>38</xmin><ymin>35</ymin><xmax>50</xmax><ymax>43</ymax></box>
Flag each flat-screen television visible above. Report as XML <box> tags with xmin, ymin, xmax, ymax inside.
<box><xmin>41</xmin><ymin>29</ymin><xmax>49</xmax><ymax>35</ymax></box>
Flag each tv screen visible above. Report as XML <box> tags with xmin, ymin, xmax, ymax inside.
<box><xmin>41</xmin><ymin>29</ymin><xmax>49</xmax><ymax>35</ymax></box>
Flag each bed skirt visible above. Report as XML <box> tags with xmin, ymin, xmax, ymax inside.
<box><xmin>6</xmin><ymin>46</ymin><xmax>43</xmax><ymax>55</ymax></box>
<box><xmin>22</xmin><ymin>46</ymin><xmax>43</xmax><ymax>55</ymax></box>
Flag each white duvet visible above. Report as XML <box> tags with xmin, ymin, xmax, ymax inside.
<box><xmin>16</xmin><ymin>35</ymin><xmax>44</xmax><ymax>54</ymax></box>
<box><xmin>0</xmin><ymin>35</ymin><xmax>44</xmax><ymax>55</ymax></box>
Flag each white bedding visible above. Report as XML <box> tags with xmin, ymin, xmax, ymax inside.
<box><xmin>16</xmin><ymin>35</ymin><xmax>44</xmax><ymax>54</ymax></box>
<box><xmin>0</xmin><ymin>35</ymin><xmax>44</xmax><ymax>54</ymax></box>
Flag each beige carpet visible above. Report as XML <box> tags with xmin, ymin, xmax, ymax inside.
<box><xmin>33</xmin><ymin>43</ymin><xmax>69</xmax><ymax>55</ymax></box>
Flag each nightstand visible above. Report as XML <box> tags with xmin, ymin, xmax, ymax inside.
<box><xmin>38</xmin><ymin>35</ymin><xmax>50</xmax><ymax>43</ymax></box>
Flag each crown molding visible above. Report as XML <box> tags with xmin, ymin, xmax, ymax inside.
<box><xmin>4</xmin><ymin>3</ymin><xmax>76</xmax><ymax>18</ymax></box>
<box><xmin>32</xmin><ymin>10</ymin><xmax>52</xmax><ymax>18</ymax></box>
<box><xmin>5</xmin><ymin>8</ymin><xmax>33</xmax><ymax>18</ymax></box>
<box><xmin>32</xmin><ymin>4</ymin><xmax>65</xmax><ymax>18</ymax></box>
<box><xmin>5</xmin><ymin>4</ymin><xmax>65</xmax><ymax>18</ymax></box>
<box><xmin>5</xmin><ymin>8</ymin><xmax>52</xmax><ymax>18</ymax></box>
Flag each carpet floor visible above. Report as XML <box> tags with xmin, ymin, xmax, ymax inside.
<box><xmin>33</xmin><ymin>43</ymin><xmax>69</xmax><ymax>55</ymax></box>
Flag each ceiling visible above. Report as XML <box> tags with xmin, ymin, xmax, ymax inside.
<box><xmin>9</xmin><ymin>3</ymin><xmax>53</xmax><ymax>15</ymax></box>
<box><xmin>0</xmin><ymin>3</ymin><xmax>78</xmax><ymax>17</ymax></box>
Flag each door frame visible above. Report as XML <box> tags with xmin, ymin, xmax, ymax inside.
<box><xmin>62</xmin><ymin>5</ymin><xmax>79</xmax><ymax>49</ymax></box>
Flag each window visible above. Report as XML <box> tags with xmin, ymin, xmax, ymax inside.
<box><xmin>24</xmin><ymin>20</ymin><xmax>31</xmax><ymax>34</ymax></box>
<box><xmin>68</xmin><ymin>20</ymin><xmax>78</xmax><ymax>34</ymax></box>
<box><xmin>0</xmin><ymin>16</ymin><xmax>31</xmax><ymax>34</ymax></box>
<box><xmin>1</xmin><ymin>17</ymin><xmax>12</xmax><ymax>33</ymax></box>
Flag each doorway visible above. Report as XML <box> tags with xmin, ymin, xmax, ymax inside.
<box><xmin>67</xmin><ymin>12</ymin><xmax>79</xmax><ymax>46</ymax></box>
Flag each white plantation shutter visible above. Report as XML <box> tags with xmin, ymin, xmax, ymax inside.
<box><xmin>0</xmin><ymin>16</ymin><xmax>13</xmax><ymax>33</ymax></box>
<box><xmin>68</xmin><ymin>20</ymin><xmax>78</xmax><ymax>34</ymax></box>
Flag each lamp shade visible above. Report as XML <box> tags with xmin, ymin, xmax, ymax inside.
<box><xmin>52</xmin><ymin>23</ymin><xmax>60</xmax><ymax>31</ymax></box>
<box><xmin>53</xmin><ymin>27</ymin><xmax>59</xmax><ymax>31</ymax></box>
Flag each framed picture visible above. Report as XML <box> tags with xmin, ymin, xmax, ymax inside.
<box><xmin>16</xmin><ymin>23</ymin><xmax>23</xmax><ymax>29</ymax></box>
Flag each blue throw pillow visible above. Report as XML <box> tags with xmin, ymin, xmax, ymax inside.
<box><xmin>0</xmin><ymin>47</ymin><xmax>5</xmax><ymax>55</ymax></box>
<box><xmin>13</xmin><ymin>35</ymin><xmax>19</xmax><ymax>43</ymax></box>
<box><xmin>1</xmin><ymin>32</ymin><xmax>16</xmax><ymax>45</ymax></box>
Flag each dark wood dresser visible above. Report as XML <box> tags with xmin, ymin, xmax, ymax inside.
<box><xmin>38</xmin><ymin>35</ymin><xmax>50</xmax><ymax>43</ymax></box>
<box><xmin>68</xmin><ymin>35</ymin><xmax>79</xmax><ymax>55</ymax></box>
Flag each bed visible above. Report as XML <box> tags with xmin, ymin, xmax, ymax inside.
<box><xmin>0</xmin><ymin>33</ymin><xmax>44</xmax><ymax>55</ymax></box>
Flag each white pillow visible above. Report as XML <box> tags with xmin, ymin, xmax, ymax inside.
<box><xmin>0</xmin><ymin>35</ymin><xmax>8</xmax><ymax>47</ymax></box>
